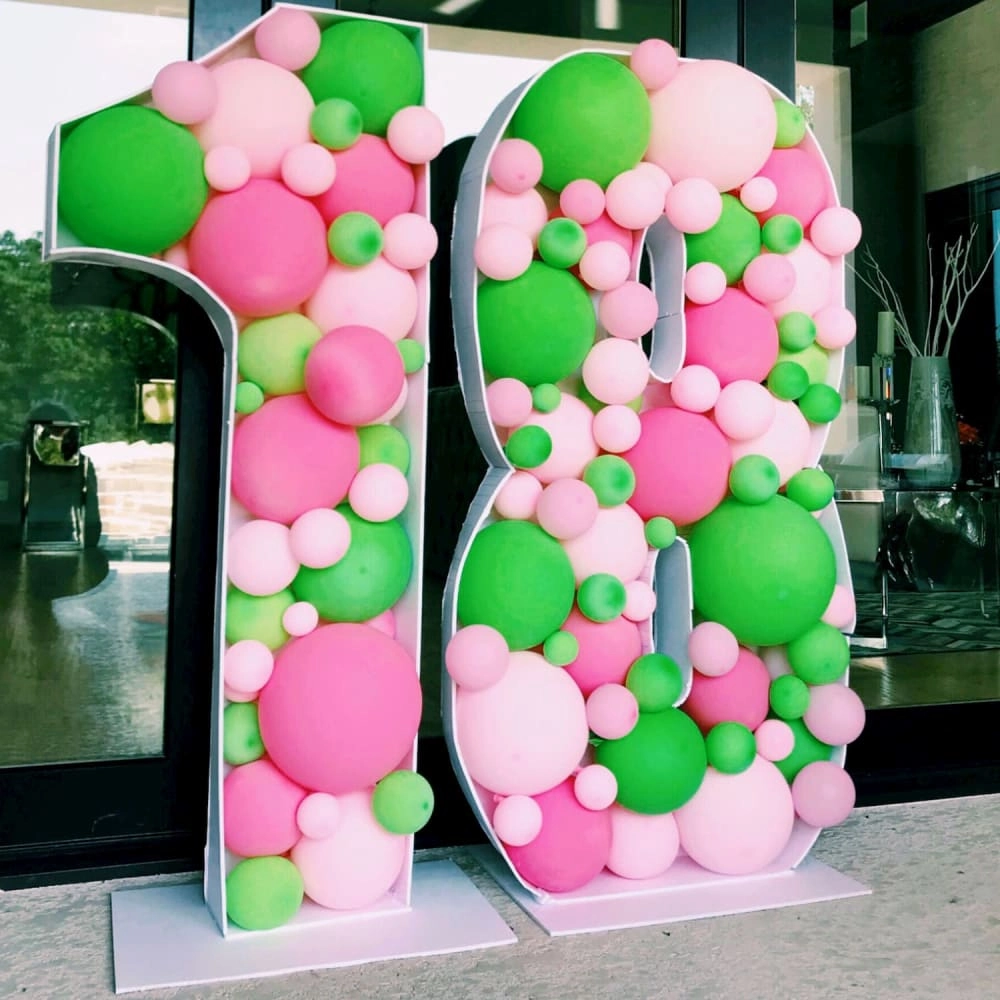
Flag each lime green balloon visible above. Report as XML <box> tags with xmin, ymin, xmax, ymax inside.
<box><xmin>302</xmin><ymin>20</ymin><xmax>422</xmax><ymax>136</ymax></box>
<box><xmin>770</xmin><ymin>674</ymin><xmax>810</xmax><ymax>720</ymax></box>
<box><xmin>59</xmin><ymin>105</ymin><xmax>208</xmax><ymax>255</ymax></box>
<box><xmin>626</xmin><ymin>652</ymin><xmax>683</xmax><ymax>712</ymax></box>
<box><xmin>510</xmin><ymin>53</ymin><xmax>651</xmax><ymax>191</ymax></box>
<box><xmin>645</xmin><ymin>516</ymin><xmax>677</xmax><ymax>549</ymax></box>
<box><xmin>538</xmin><ymin>217</ymin><xmax>587</xmax><ymax>269</ymax></box>
<box><xmin>235</xmin><ymin>381</ymin><xmax>264</xmax><ymax>414</ymax></box>
<box><xmin>583</xmin><ymin>455</ymin><xmax>635</xmax><ymax>507</ymax></box>
<box><xmin>544</xmin><ymin>630</ymin><xmax>579</xmax><ymax>666</ymax></box>
<box><xmin>532</xmin><ymin>383</ymin><xmax>562</xmax><ymax>413</ymax></box>
<box><xmin>457</xmin><ymin>520</ymin><xmax>576</xmax><ymax>650</ymax></box>
<box><xmin>768</xmin><ymin>360</ymin><xmax>810</xmax><ymax>401</ymax></box>
<box><xmin>777</xmin><ymin>312</ymin><xmax>817</xmax><ymax>352</ymax></box>
<box><xmin>595</xmin><ymin>708</ymin><xmax>707</xmax><ymax>814</ymax></box>
<box><xmin>774</xmin><ymin>99</ymin><xmax>808</xmax><ymax>148</ymax></box>
<box><xmin>226</xmin><ymin>856</ymin><xmax>304</xmax><ymax>931</ymax></box>
<box><xmin>578</xmin><ymin>573</ymin><xmax>627</xmax><ymax>622</ymax></box>
<box><xmin>398</xmin><ymin>338</ymin><xmax>425</xmax><ymax>374</ymax></box>
<box><xmin>226</xmin><ymin>588</ymin><xmax>293</xmax><ymax>650</ymax></box>
<box><xmin>762</xmin><ymin>214</ymin><xmax>804</xmax><ymax>255</ymax></box>
<box><xmin>310</xmin><ymin>97</ymin><xmax>363</xmax><ymax>150</ymax></box>
<box><xmin>773</xmin><ymin>717</ymin><xmax>834</xmax><ymax>782</ymax></box>
<box><xmin>293</xmin><ymin>508</ymin><xmax>411</xmax><ymax>622</ymax></box>
<box><xmin>238</xmin><ymin>313</ymin><xmax>323</xmax><ymax>396</ymax></box>
<box><xmin>328</xmin><ymin>211</ymin><xmax>384</xmax><ymax>266</ymax></box>
<box><xmin>729</xmin><ymin>454</ymin><xmax>780</xmax><ymax>505</ymax></box>
<box><xmin>224</xmin><ymin>702</ymin><xmax>264</xmax><ymax>766</ymax></box>
<box><xmin>705</xmin><ymin>721</ymin><xmax>756</xmax><ymax>774</ymax></box>
<box><xmin>505</xmin><ymin>425</ymin><xmax>552</xmax><ymax>469</ymax></box>
<box><xmin>372</xmin><ymin>770</ymin><xmax>434</xmax><ymax>834</ymax></box>
<box><xmin>358</xmin><ymin>424</ymin><xmax>410</xmax><ymax>473</ymax></box>
<box><xmin>799</xmin><ymin>383</ymin><xmax>842</xmax><ymax>424</ymax></box>
<box><xmin>786</xmin><ymin>468</ymin><xmax>835</xmax><ymax>511</ymax></box>
<box><xmin>777</xmin><ymin>342</ymin><xmax>829</xmax><ymax>384</ymax></box>
<box><xmin>788</xmin><ymin>621</ymin><xmax>850</xmax><ymax>684</ymax></box>
<box><xmin>688</xmin><ymin>495</ymin><xmax>837</xmax><ymax>646</ymax></box>
<box><xmin>685</xmin><ymin>194</ymin><xmax>761</xmax><ymax>285</ymax></box>
<box><xmin>478</xmin><ymin>263</ymin><xmax>596</xmax><ymax>385</ymax></box>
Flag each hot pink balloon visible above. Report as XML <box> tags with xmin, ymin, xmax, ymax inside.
<box><xmin>316</xmin><ymin>135</ymin><xmax>415</xmax><ymax>225</ymax></box>
<box><xmin>223</xmin><ymin>759</ymin><xmax>306</xmax><ymax>858</ymax></box>
<box><xmin>791</xmin><ymin>761</ymin><xmax>856</xmax><ymax>828</ymax></box>
<box><xmin>599</xmin><ymin>281</ymin><xmax>658</xmax><ymax>340</ymax></box>
<box><xmin>685</xmin><ymin>288</ymin><xmax>779</xmax><ymax>385</ymax></box>
<box><xmin>682</xmin><ymin>646</ymin><xmax>770</xmax><ymax>734</ymax></box>
<box><xmin>581</xmin><ymin>212</ymin><xmax>634</xmax><ymax>255</ymax></box>
<box><xmin>756</xmin><ymin>147</ymin><xmax>830</xmax><ymax>226</ymax></box>
<box><xmin>664</xmin><ymin>177</ymin><xmax>723</xmax><ymax>234</ymax></box>
<box><xmin>560</xmin><ymin>609</ymin><xmax>643</xmax><ymax>697</ymax></box>
<box><xmin>446</xmin><ymin>624</ymin><xmax>510</xmax><ymax>691</ymax></box>
<box><xmin>489</xmin><ymin>138</ymin><xmax>544</xmax><ymax>195</ymax></box>
<box><xmin>536</xmin><ymin>479</ymin><xmax>600</xmax><ymax>541</ymax></box>
<box><xmin>228</xmin><ymin>519</ymin><xmax>299</xmax><ymax>596</ymax></box>
<box><xmin>152</xmin><ymin>61</ymin><xmax>218</xmax><ymax>125</ymax></box>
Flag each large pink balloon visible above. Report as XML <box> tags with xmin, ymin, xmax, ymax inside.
<box><xmin>562</xmin><ymin>504</ymin><xmax>650</xmax><ymax>584</ymax></box>
<box><xmin>223</xmin><ymin>759</ymin><xmax>306</xmax><ymax>858</ymax></box>
<box><xmin>768</xmin><ymin>240</ymin><xmax>835</xmax><ymax>319</ymax></box>
<box><xmin>607</xmin><ymin>805</ymin><xmax>680</xmax><ymax>879</ymax></box>
<box><xmin>561</xmin><ymin>609</ymin><xmax>643</xmax><ymax>697</ymax></box>
<box><xmin>315</xmin><ymin>135</ymin><xmax>415</xmax><ymax>225</ymax></box>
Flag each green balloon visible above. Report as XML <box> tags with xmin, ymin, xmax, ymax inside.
<box><xmin>302</xmin><ymin>20</ymin><xmax>422</xmax><ymax>136</ymax></box>
<box><xmin>505</xmin><ymin>425</ymin><xmax>553</xmax><ymax>469</ymax></box>
<box><xmin>626</xmin><ymin>652</ymin><xmax>683</xmax><ymax>712</ymax></box>
<box><xmin>328</xmin><ymin>211</ymin><xmax>384</xmax><ymax>266</ymax></box>
<box><xmin>786</xmin><ymin>468</ymin><xmax>835</xmax><ymax>511</ymax></box>
<box><xmin>645</xmin><ymin>516</ymin><xmax>677</xmax><ymax>549</ymax></box>
<box><xmin>788</xmin><ymin>621</ymin><xmax>850</xmax><ymax>684</ymax></box>
<box><xmin>576</xmin><ymin>380</ymin><xmax>643</xmax><ymax>414</ymax></box>
<box><xmin>310</xmin><ymin>97</ymin><xmax>364</xmax><ymax>150</ymax></box>
<box><xmin>777</xmin><ymin>312</ymin><xmax>817</xmax><ymax>352</ymax></box>
<box><xmin>226</xmin><ymin>588</ymin><xmax>294</xmax><ymax>650</ymax></box>
<box><xmin>397</xmin><ymin>338</ymin><xmax>425</xmax><ymax>374</ymax></box>
<box><xmin>688</xmin><ymin>495</ymin><xmax>837</xmax><ymax>646</ymax></box>
<box><xmin>578</xmin><ymin>573</ymin><xmax>627</xmax><ymax>623</ymax></box>
<box><xmin>705</xmin><ymin>722</ymin><xmax>756</xmax><ymax>774</ymax></box>
<box><xmin>773</xmin><ymin>717</ymin><xmax>834</xmax><ymax>782</ymax></box>
<box><xmin>762</xmin><ymin>214</ymin><xmax>804</xmax><ymax>255</ymax></box>
<box><xmin>729</xmin><ymin>454</ymin><xmax>780</xmax><ymax>505</ymax></box>
<box><xmin>457</xmin><ymin>520</ymin><xmax>576</xmax><ymax>650</ymax></box>
<box><xmin>358</xmin><ymin>424</ymin><xmax>410</xmax><ymax>473</ymax></box>
<box><xmin>223</xmin><ymin>702</ymin><xmax>264</xmax><ymax>766</ymax></box>
<box><xmin>59</xmin><ymin>105</ymin><xmax>208</xmax><ymax>255</ymax></box>
<box><xmin>768</xmin><ymin>360</ymin><xmax>810</xmax><ymax>401</ymax></box>
<box><xmin>799</xmin><ymin>383</ymin><xmax>842</xmax><ymax>425</ymax></box>
<box><xmin>777</xmin><ymin>342</ymin><xmax>829</xmax><ymax>384</ymax></box>
<box><xmin>238</xmin><ymin>313</ymin><xmax>323</xmax><ymax>396</ymax></box>
<box><xmin>538</xmin><ymin>217</ymin><xmax>587</xmax><ymax>269</ymax></box>
<box><xmin>685</xmin><ymin>194</ymin><xmax>761</xmax><ymax>285</ymax></box>
<box><xmin>595</xmin><ymin>708</ymin><xmax>707</xmax><ymax>814</ymax></box>
<box><xmin>235</xmin><ymin>381</ymin><xmax>264</xmax><ymax>415</ymax></box>
<box><xmin>478</xmin><ymin>263</ymin><xmax>596</xmax><ymax>385</ymax></box>
<box><xmin>544</xmin><ymin>630</ymin><xmax>579</xmax><ymax>666</ymax></box>
<box><xmin>372</xmin><ymin>770</ymin><xmax>434</xmax><ymax>835</ymax></box>
<box><xmin>510</xmin><ymin>53</ymin><xmax>651</xmax><ymax>191</ymax></box>
<box><xmin>532</xmin><ymin>383</ymin><xmax>562</xmax><ymax>413</ymax></box>
<box><xmin>583</xmin><ymin>455</ymin><xmax>636</xmax><ymax>506</ymax></box>
<box><xmin>770</xmin><ymin>674</ymin><xmax>810</xmax><ymax>720</ymax></box>
<box><xmin>226</xmin><ymin>856</ymin><xmax>304</xmax><ymax>931</ymax></box>
<box><xmin>774</xmin><ymin>99</ymin><xmax>808</xmax><ymax>148</ymax></box>
<box><xmin>293</xmin><ymin>508</ymin><xmax>411</xmax><ymax>622</ymax></box>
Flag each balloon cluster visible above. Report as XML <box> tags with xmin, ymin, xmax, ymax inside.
<box><xmin>58</xmin><ymin>9</ymin><xmax>442</xmax><ymax>930</ymax></box>
<box><xmin>449</xmin><ymin>40</ymin><xmax>864</xmax><ymax>892</ymax></box>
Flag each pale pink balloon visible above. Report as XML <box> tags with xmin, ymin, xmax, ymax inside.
<box><xmin>607</xmin><ymin>805</ymin><xmax>680</xmax><ymax>879</ymax></box>
<box><xmin>254</xmin><ymin>6</ymin><xmax>321</xmax><ymax>71</ymax></box>
<box><xmin>593</xmin><ymin>405</ymin><xmax>642</xmax><ymax>453</ymax></box>
<box><xmin>224</xmin><ymin>639</ymin><xmax>274</xmax><ymax>694</ymax></box>
<box><xmin>228</xmin><ymin>519</ymin><xmax>298</xmax><ymax>596</ymax></box>
<box><xmin>289</xmin><ymin>507</ymin><xmax>351</xmax><ymax>569</ymax></box>
<box><xmin>664</xmin><ymin>178</ymin><xmax>723</xmax><ymax>234</ymax></box>
<box><xmin>740</xmin><ymin>176</ymin><xmax>778</xmax><ymax>214</ymax></box>
<box><xmin>623</xmin><ymin>580</ymin><xmax>656</xmax><ymax>622</ymax></box>
<box><xmin>761</xmin><ymin>644</ymin><xmax>793</xmax><ymax>679</ymax></box>
<box><xmin>755</xmin><ymin>719</ymin><xmax>795</xmax><ymax>762</ymax></box>
<box><xmin>804</xmin><ymin>683</ymin><xmax>866</xmax><ymax>746</ymax></box>
<box><xmin>224</xmin><ymin>685</ymin><xmax>256</xmax><ymax>703</ymax></box>
<box><xmin>486</xmin><ymin>377</ymin><xmax>534</xmax><ymax>428</ymax></box>
<box><xmin>810</xmin><ymin>206</ymin><xmax>862</xmax><ymax>257</ymax></box>
<box><xmin>563</xmin><ymin>504</ymin><xmax>649</xmax><ymax>584</ymax></box>
<box><xmin>670</xmin><ymin>364</ymin><xmax>721</xmax><ymax>413</ymax></box>
<box><xmin>630</xmin><ymin>38</ymin><xmax>680</xmax><ymax>91</ymax></box>
<box><xmin>768</xmin><ymin>240</ymin><xmax>834</xmax><ymax>319</ymax></box>
<box><xmin>586</xmin><ymin>684</ymin><xmax>639</xmax><ymax>740</ymax></box>
<box><xmin>456</xmin><ymin>651</ymin><xmax>589</xmax><ymax>795</ymax></box>
<box><xmin>367</xmin><ymin>608</ymin><xmax>397</xmax><ymax>637</ymax></box>
<box><xmin>742</xmin><ymin>254</ymin><xmax>797</xmax><ymax>304</ymax></box>
<box><xmin>204</xmin><ymin>145</ymin><xmax>251</xmax><ymax>192</ymax></box>
<box><xmin>489</xmin><ymin>138</ymin><xmax>544</xmax><ymax>195</ymax></box>
<box><xmin>791</xmin><ymin>761</ymin><xmax>856</xmax><ymax>828</ymax></box>
<box><xmin>164</xmin><ymin>242</ymin><xmax>190</xmax><ymax>270</ymax></box>
<box><xmin>814</xmin><ymin>305</ymin><xmax>857</xmax><ymax>350</ymax></box>
<box><xmin>582</xmin><ymin>338</ymin><xmax>650</xmax><ymax>406</ymax></box>
<box><xmin>579</xmin><ymin>241</ymin><xmax>632</xmax><ymax>291</ymax></box>
<box><xmin>536</xmin><ymin>478</ymin><xmax>600</xmax><ymax>541</ymax></box>
<box><xmin>474</xmin><ymin>223</ymin><xmax>534</xmax><ymax>281</ymax></box>
<box><xmin>515</xmin><ymin>394</ymin><xmax>599</xmax><ymax>484</ymax></box>
<box><xmin>689</xmin><ymin>620</ymin><xmax>740</xmax><ymax>677</ymax></box>
<box><xmin>493</xmin><ymin>794</ymin><xmax>543</xmax><ymax>846</ymax></box>
<box><xmin>152</xmin><ymin>61</ymin><xmax>218</xmax><ymax>125</ymax></box>
<box><xmin>291</xmin><ymin>790</ymin><xmax>407</xmax><ymax>909</ymax></box>
<box><xmin>684</xmin><ymin>261</ymin><xmax>728</xmax><ymax>305</ymax></box>
<box><xmin>280</xmin><ymin>142</ymin><xmax>337</xmax><ymax>197</ymax></box>
<box><xmin>296</xmin><ymin>792</ymin><xmax>340</xmax><ymax>839</ymax></box>
<box><xmin>481</xmin><ymin>184</ymin><xmax>549</xmax><ymax>242</ymax></box>
<box><xmin>560</xmin><ymin>178</ymin><xmax>606</xmax><ymax>225</ymax></box>
<box><xmin>348</xmin><ymin>463</ymin><xmax>409</xmax><ymax>522</ymax></box>
<box><xmin>599</xmin><ymin>281</ymin><xmax>658</xmax><ymax>340</ymax></box>
<box><xmin>574</xmin><ymin>764</ymin><xmax>618</xmax><ymax>810</ymax></box>
<box><xmin>445</xmin><ymin>624</ymin><xmax>510</xmax><ymax>691</ymax></box>
<box><xmin>822</xmin><ymin>583</ymin><xmax>856</xmax><ymax>630</ymax></box>
<box><xmin>676</xmin><ymin>756</ymin><xmax>795</xmax><ymax>874</ymax></box>
<box><xmin>633</xmin><ymin>161</ymin><xmax>673</xmax><ymax>199</ymax></box>
<box><xmin>730</xmin><ymin>399</ymin><xmax>812</xmax><ymax>485</ymax></box>
<box><xmin>494</xmin><ymin>471</ymin><xmax>543</xmax><ymax>519</ymax></box>
<box><xmin>386</xmin><ymin>105</ymin><xmax>444</xmax><ymax>165</ymax></box>
<box><xmin>282</xmin><ymin>601</ymin><xmax>319</xmax><ymax>637</ymax></box>
<box><xmin>382</xmin><ymin>213</ymin><xmax>439</xmax><ymax>271</ymax></box>
<box><xmin>605</xmin><ymin>169</ymin><xmax>664</xmax><ymax>230</ymax></box>
<box><xmin>713</xmin><ymin>379</ymin><xmax>777</xmax><ymax>441</ymax></box>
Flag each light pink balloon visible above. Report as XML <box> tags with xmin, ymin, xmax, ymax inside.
<box><xmin>489</xmin><ymin>138</ymin><xmax>544</xmax><ymax>195</ymax></box>
<box><xmin>814</xmin><ymin>305</ymin><xmax>857</xmax><ymax>350</ymax></box>
<box><xmin>742</xmin><ymin>253</ymin><xmax>797</xmax><ymax>304</ymax></box>
<box><xmin>670</xmin><ymin>364</ymin><xmax>721</xmax><ymax>413</ymax></box>
<box><xmin>822</xmin><ymin>583</ymin><xmax>856</xmax><ymax>630</ymax></box>
<box><xmin>282</xmin><ymin>601</ymin><xmax>319</xmax><ymax>637</ymax></box>
<box><xmin>494</xmin><ymin>471</ymin><xmax>543</xmax><ymax>520</ymax></box>
<box><xmin>684</xmin><ymin>261</ymin><xmax>728</xmax><ymax>305</ymax></box>
<box><xmin>152</xmin><ymin>61</ymin><xmax>217</xmax><ymax>125</ymax></box>
<box><xmin>730</xmin><ymin>398</ymin><xmax>812</xmax><ymax>485</ymax></box>
<box><xmin>664</xmin><ymin>177</ymin><xmax>723</xmax><ymax>234</ymax></box>
<box><xmin>689</xmin><ymin>620</ymin><xmax>740</xmax><ymax>677</ymax></box>
<box><xmin>593</xmin><ymin>405</ymin><xmax>642</xmax><ymax>453</ymax></box>
<box><xmin>582</xmin><ymin>339</ymin><xmax>650</xmax><ymax>405</ymax></box>
<box><xmin>804</xmin><ymin>683</ymin><xmax>866</xmax><ymax>745</ymax></box>
<box><xmin>289</xmin><ymin>507</ymin><xmax>351</xmax><ymax>569</ymax></box>
<box><xmin>563</xmin><ymin>504</ymin><xmax>649</xmax><ymax>584</ymax></box>
<box><xmin>254</xmin><ymin>6</ymin><xmax>321</xmax><ymax>71</ymax></box>
<box><xmin>487</xmin><ymin>378</ymin><xmax>534</xmax><ymax>428</ymax></box>
<box><xmin>586</xmin><ymin>684</ymin><xmax>640</xmax><ymax>740</ymax></box>
<box><xmin>791</xmin><ymin>761</ymin><xmax>856</xmax><ymax>828</ymax></box>
<box><xmin>164</xmin><ymin>242</ymin><xmax>190</xmax><ymax>270</ymax></box>
<box><xmin>387</xmin><ymin>105</ymin><xmax>445</xmax><ymax>165</ymax></box>
<box><xmin>574</xmin><ymin>764</ymin><xmax>618</xmax><ymax>810</ymax></box>
<box><xmin>224</xmin><ymin>639</ymin><xmax>274</xmax><ymax>694</ymax></box>
<box><xmin>445</xmin><ymin>624</ymin><xmax>510</xmax><ymax>691</ymax></box>
<box><xmin>599</xmin><ymin>281</ymin><xmax>658</xmax><ymax>340</ymax></box>
<box><xmin>579</xmin><ymin>241</ymin><xmax>632</xmax><ymax>291</ymax></box>
<box><xmin>228</xmin><ymin>519</ymin><xmax>298</xmax><ymax>596</ymax></box>
<box><xmin>296</xmin><ymin>792</ymin><xmax>340</xmax><ymax>839</ymax></box>
<box><xmin>630</xmin><ymin>38</ymin><xmax>680</xmax><ymax>91</ymax></box>
<box><xmin>714</xmin><ymin>379</ymin><xmax>777</xmax><ymax>441</ymax></box>
<box><xmin>203</xmin><ymin>145</ymin><xmax>251</xmax><ymax>192</ymax></box>
<box><xmin>768</xmin><ymin>240</ymin><xmax>835</xmax><ymax>319</ymax></box>
<box><xmin>536</xmin><ymin>479</ymin><xmax>600</xmax><ymax>541</ymax></box>
<box><xmin>605</xmin><ymin>169</ymin><xmax>665</xmax><ymax>230</ymax></box>
<box><xmin>474</xmin><ymin>224</ymin><xmax>534</xmax><ymax>281</ymax></box>
<box><xmin>810</xmin><ymin>206</ymin><xmax>862</xmax><ymax>257</ymax></box>
<box><xmin>623</xmin><ymin>580</ymin><xmax>656</xmax><ymax>622</ymax></box>
<box><xmin>761</xmin><ymin>644</ymin><xmax>793</xmax><ymax>679</ymax></box>
<box><xmin>633</xmin><ymin>161</ymin><xmax>673</xmax><ymax>199</ymax></box>
<box><xmin>382</xmin><ymin>213</ymin><xmax>439</xmax><ymax>271</ymax></box>
<box><xmin>224</xmin><ymin>685</ymin><xmax>256</xmax><ymax>703</ymax></box>
<box><xmin>740</xmin><ymin>176</ymin><xmax>778</xmax><ymax>214</ymax></box>
<box><xmin>515</xmin><ymin>394</ymin><xmax>599</xmax><ymax>484</ymax></box>
<box><xmin>560</xmin><ymin>179</ymin><xmax>606</xmax><ymax>225</ymax></box>
<box><xmin>755</xmin><ymin>718</ymin><xmax>795</xmax><ymax>762</ymax></box>
<box><xmin>280</xmin><ymin>142</ymin><xmax>337</xmax><ymax>197</ymax></box>
<box><xmin>481</xmin><ymin>183</ymin><xmax>549</xmax><ymax>241</ymax></box>
<box><xmin>367</xmin><ymin>608</ymin><xmax>396</xmax><ymax>637</ymax></box>
<box><xmin>607</xmin><ymin>805</ymin><xmax>680</xmax><ymax>879</ymax></box>
<box><xmin>348</xmin><ymin>463</ymin><xmax>409</xmax><ymax>522</ymax></box>
<box><xmin>493</xmin><ymin>794</ymin><xmax>543</xmax><ymax>846</ymax></box>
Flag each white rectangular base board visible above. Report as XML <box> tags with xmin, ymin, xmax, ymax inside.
<box><xmin>111</xmin><ymin>859</ymin><xmax>516</xmax><ymax>994</ymax></box>
<box><xmin>470</xmin><ymin>845</ymin><xmax>870</xmax><ymax>937</ymax></box>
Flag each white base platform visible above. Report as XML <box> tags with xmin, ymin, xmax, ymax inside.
<box><xmin>111</xmin><ymin>858</ymin><xmax>516</xmax><ymax>993</ymax></box>
<box><xmin>471</xmin><ymin>845</ymin><xmax>870</xmax><ymax>936</ymax></box>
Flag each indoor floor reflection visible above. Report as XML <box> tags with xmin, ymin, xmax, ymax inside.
<box><xmin>851</xmin><ymin>649</ymin><xmax>1000</xmax><ymax>708</ymax></box>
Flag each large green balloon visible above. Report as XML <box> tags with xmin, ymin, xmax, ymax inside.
<box><xmin>293</xmin><ymin>508</ymin><xmax>411</xmax><ymax>622</ymax></box>
<box><xmin>595</xmin><ymin>708</ymin><xmax>707</xmax><ymax>814</ymax></box>
<box><xmin>302</xmin><ymin>20</ymin><xmax>422</xmax><ymax>136</ymax></box>
<box><xmin>226</xmin><ymin>856</ymin><xmax>304</xmax><ymax>930</ymax></box>
<box><xmin>773</xmin><ymin>717</ymin><xmax>834</xmax><ymax>782</ymax></box>
<box><xmin>685</xmin><ymin>194</ymin><xmax>761</xmax><ymax>285</ymax></box>
<box><xmin>238</xmin><ymin>313</ymin><xmax>323</xmax><ymax>396</ymax></box>
<box><xmin>226</xmin><ymin>588</ymin><xmax>294</xmax><ymax>650</ymax></box>
<box><xmin>510</xmin><ymin>53</ymin><xmax>651</xmax><ymax>191</ymax></box>
<box><xmin>688</xmin><ymin>495</ymin><xmax>837</xmax><ymax>646</ymax></box>
<box><xmin>478</xmin><ymin>263</ymin><xmax>596</xmax><ymax>385</ymax></box>
<box><xmin>457</xmin><ymin>520</ymin><xmax>576</xmax><ymax>650</ymax></box>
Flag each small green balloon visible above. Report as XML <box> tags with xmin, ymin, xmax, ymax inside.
<box><xmin>786</xmin><ymin>468</ymin><xmax>835</xmax><ymax>511</ymax></box>
<box><xmin>578</xmin><ymin>573</ymin><xmax>627</xmax><ymax>623</ymax></box>
<box><xmin>626</xmin><ymin>652</ymin><xmax>683</xmax><ymax>712</ymax></box>
<box><xmin>788</xmin><ymin>621</ymin><xmax>850</xmax><ymax>684</ymax></box>
<box><xmin>583</xmin><ymin>454</ymin><xmax>636</xmax><ymax>506</ymax></box>
<box><xmin>532</xmin><ymin>383</ymin><xmax>562</xmax><ymax>413</ymax></box>
<box><xmin>798</xmin><ymin>383</ymin><xmax>842</xmax><ymax>425</ymax></box>
<box><xmin>770</xmin><ymin>674</ymin><xmax>810</xmax><ymax>720</ymax></box>
<box><xmin>777</xmin><ymin>342</ymin><xmax>829</xmax><ymax>384</ymax></box>
<box><xmin>238</xmin><ymin>313</ymin><xmax>323</xmax><ymax>396</ymax></box>
<box><xmin>705</xmin><ymin>721</ymin><xmax>756</xmax><ymax>774</ymax></box>
<box><xmin>777</xmin><ymin>312</ymin><xmax>817</xmax><ymax>352</ymax></box>
<box><xmin>505</xmin><ymin>425</ymin><xmax>552</xmax><ymax>469</ymax></box>
<box><xmin>645</xmin><ymin>516</ymin><xmax>677</xmax><ymax>549</ymax></box>
<box><xmin>538</xmin><ymin>217</ymin><xmax>587</xmax><ymax>268</ymax></box>
<box><xmin>544</xmin><ymin>630</ymin><xmax>579</xmax><ymax>666</ymax></box>
<box><xmin>768</xmin><ymin>360</ymin><xmax>810</xmax><ymax>401</ymax></box>
<box><xmin>226</xmin><ymin>856</ymin><xmax>304</xmax><ymax>931</ymax></box>
<box><xmin>729</xmin><ymin>454</ymin><xmax>781</xmax><ymax>505</ymax></box>
<box><xmin>223</xmin><ymin>702</ymin><xmax>264</xmax><ymax>766</ymax></box>
<box><xmin>328</xmin><ymin>211</ymin><xmax>384</xmax><ymax>266</ymax></box>
<box><xmin>235</xmin><ymin>381</ymin><xmax>265</xmax><ymax>414</ymax></box>
<box><xmin>226</xmin><ymin>588</ymin><xmax>294</xmax><ymax>650</ymax></box>
<box><xmin>372</xmin><ymin>770</ymin><xmax>435</xmax><ymax>835</ymax></box>
<box><xmin>685</xmin><ymin>193</ymin><xmax>762</xmax><ymax>285</ymax></box>
<box><xmin>774</xmin><ymin>99</ymin><xmax>808</xmax><ymax>148</ymax></box>
<box><xmin>761</xmin><ymin>214</ymin><xmax>804</xmax><ymax>255</ymax></box>
<box><xmin>397</xmin><ymin>338</ymin><xmax>425</xmax><ymax>374</ymax></box>
<box><xmin>774</xmin><ymin>717</ymin><xmax>834</xmax><ymax>782</ymax></box>
<box><xmin>310</xmin><ymin>97</ymin><xmax>364</xmax><ymax>150</ymax></box>
<box><xmin>358</xmin><ymin>424</ymin><xmax>410</xmax><ymax>473</ymax></box>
